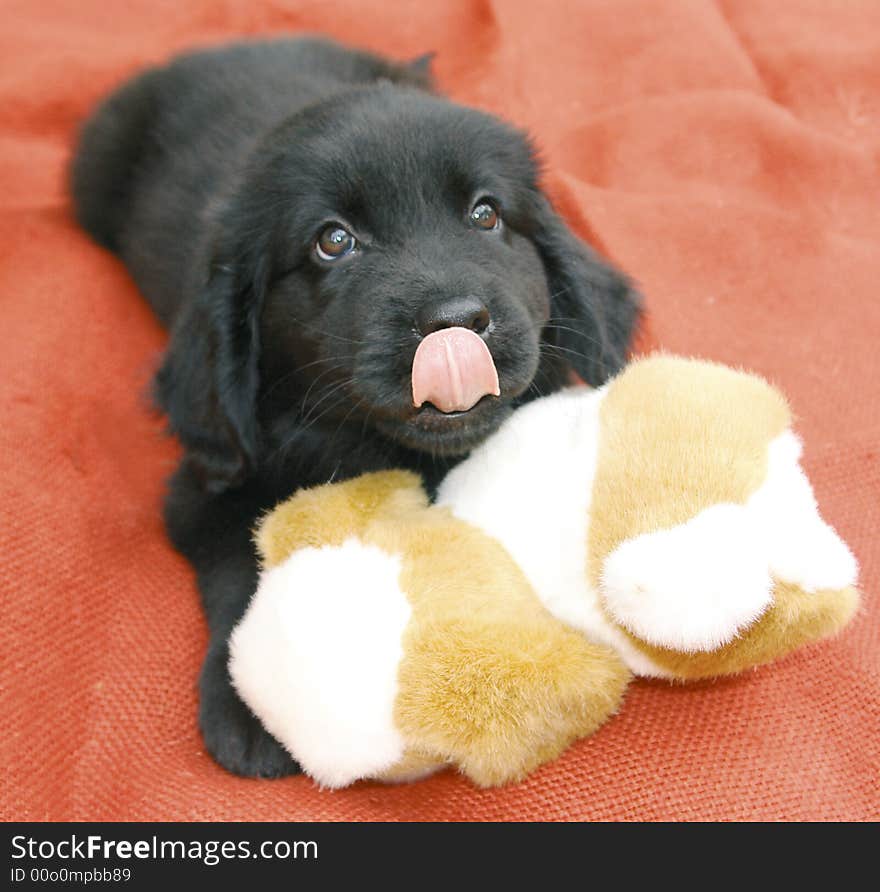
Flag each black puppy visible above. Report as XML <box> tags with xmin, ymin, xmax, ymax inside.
<box><xmin>70</xmin><ymin>36</ymin><xmax>640</xmax><ymax>777</ymax></box>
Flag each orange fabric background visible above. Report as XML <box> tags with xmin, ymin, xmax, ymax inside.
<box><xmin>1</xmin><ymin>0</ymin><xmax>878</xmax><ymax>822</ymax></box>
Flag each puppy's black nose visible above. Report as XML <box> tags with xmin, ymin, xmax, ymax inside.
<box><xmin>416</xmin><ymin>296</ymin><xmax>490</xmax><ymax>337</ymax></box>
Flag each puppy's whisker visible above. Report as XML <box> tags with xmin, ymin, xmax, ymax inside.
<box><xmin>359</xmin><ymin>404</ymin><xmax>376</xmax><ymax>448</ymax></box>
<box><xmin>285</xmin><ymin>316</ymin><xmax>366</xmax><ymax>346</ymax></box>
<box><xmin>543</xmin><ymin>321</ymin><xmax>605</xmax><ymax>349</ymax></box>
<box><xmin>545</xmin><ymin>314</ymin><xmax>620</xmax><ymax>375</ymax></box>
<box><xmin>301</xmin><ymin>378</ymin><xmax>354</xmax><ymax>427</ymax></box>
<box><xmin>525</xmin><ymin>376</ymin><xmax>546</xmax><ymax>399</ymax></box>
<box><xmin>299</xmin><ymin>365</ymin><xmax>351</xmax><ymax>416</ymax></box>
<box><xmin>271</xmin><ymin>388</ymin><xmax>356</xmax><ymax>462</ymax></box>
<box><xmin>547</xmin><ymin>284</ymin><xmax>581</xmax><ymax>301</ymax></box>
<box><xmin>540</xmin><ymin>340</ymin><xmax>592</xmax><ymax>363</ymax></box>
<box><xmin>526</xmin><ymin>352</ymin><xmax>558</xmax><ymax>399</ymax></box>
<box><xmin>261</xmin><ymin>355</ymin><xmax>355</xmax><ymax>405</ymax></box>
<box><xmin>328</xmin><ymin>395</ymin><xmax>368</xmax><ymax>445</ymax></box>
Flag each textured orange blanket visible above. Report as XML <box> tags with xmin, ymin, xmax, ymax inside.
<box><xmin>2</xmin><ymin>0</ymin><xmax>878</xmax><ymax>821</ymax></box>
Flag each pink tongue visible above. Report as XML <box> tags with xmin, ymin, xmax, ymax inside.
<box><xmin>412</xmin><ymin>327</ymin><xmax>500</xmax><ymax>413</ymax></box>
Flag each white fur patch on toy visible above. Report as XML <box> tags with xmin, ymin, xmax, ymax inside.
<box><xmin>437</xmin><ymin>388</ymin><xmax>600</xmax><ymax>623</ymax></box>
<box><xmin>747</xmin><ymin>432</ymin><xmax>858</xmax><ymax>593</ymax></box>
<box><xmin>229</xmin><ymin>539</ymin><xmax>411</xmax><ymax>789</ymax></box>
<box><xmin>437</xmin><ymin>386</ymin><xmax>672</xmax><ymax>677</ymax></box>
<box><xmin>600</xmin><ymin>503</ymin><xmax>774</xmax><ymax>651</ymax></box>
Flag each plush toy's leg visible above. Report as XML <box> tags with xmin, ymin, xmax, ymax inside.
<box><xmin>229</xmin><ymin>538</ymin><xmax>416</xmax><ymax>789</ymax></box>
<box><xmin>599</xmin><ymin>503</ymin><xmax>775</xmax><ymax>652</ymax></box>
<box><xmin>746</xmin><ymin>431</ymin><xmax>859</xmax><ymax>593</ymax></box>
<box><xmin>614</xmin><ymin>579</ymin><xmax>860</xmax><ymax>680</ymax></box>
<box><xmin>599</xmin><ymin>431</ymin><xmax>860</xmax><ymax>680</ymax></box>
<box><xmin>598</xmin><ymin>430</ymin><xmax>859</xmax><ymax>656</ymax></box>
<box><xmin>393</xmin><ymin>620</ymin><xmax>631</xmax><ymax>788</ymax></box>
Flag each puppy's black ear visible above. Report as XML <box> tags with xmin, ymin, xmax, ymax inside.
<box><xmin>154</xmin><ymin>257</ymin><xmax>267</xmax><ymax>493</ymax></box>
<box><xmin>407</xmin><ymin>51</ymin><xmax>436</xmax><ymax>88</ymax></box>
<box><xmin>532</xmin><ymin>196</ymin><xmax>641</xmax><ymax>386</ymax></box>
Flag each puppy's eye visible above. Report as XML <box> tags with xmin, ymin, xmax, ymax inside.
<box><xmin>469</xmin><ymin>199</ymin><xmax>501</xmax><ymax>231</ymax></box>
<box><xmin>315</xmin><ymin>224</ymin><xmax>357</xmax><ymax>260</ymax></box>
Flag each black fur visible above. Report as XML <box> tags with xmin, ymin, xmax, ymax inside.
<box><xmin>70</xmin><ymin>36</ymin><xmax>640</xmax><ymax>777</ymax></box>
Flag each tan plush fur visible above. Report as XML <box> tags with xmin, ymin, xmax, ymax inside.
<box><xmin>587</xmin><ymin>355</ymin><xmax>792</xmax><ymax>591</ymax></box>
<box><xmin>255</xmin><ymin>470</ymin><xmax>428</xmax><ymax>568</ymax></box>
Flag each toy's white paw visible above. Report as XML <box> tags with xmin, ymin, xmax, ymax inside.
<box><xmin>746</xmin><ymin>431</ymin><xmax>859</xmax><ymax>593</ymax></box>
<box><xmin>599</xmin><ymin>504</ymin><xmax>773</xmax><ymax>652</ymax></box>
<box><xmin>764</xmin><ymin>516</ymin><xmax>859</xmax><ymax>593</ymax></box>
<box><xmin>229</xmin><ymin>539</ymin><xmax>411</xmax><ymax>789</ymax></box>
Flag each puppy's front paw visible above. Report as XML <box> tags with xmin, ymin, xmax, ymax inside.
<box><xmin>199</xmin><ymin>643</ymin><xmax>301</xmax><ymax>779</ymax></box>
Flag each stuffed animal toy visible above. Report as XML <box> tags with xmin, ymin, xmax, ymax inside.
<box><xmin>229</xmin><ymin>355</ymin><xmax>860</xmax><ymax>788</ymax></box>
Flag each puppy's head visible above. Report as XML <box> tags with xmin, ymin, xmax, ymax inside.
<box><xmin>158</xmin><ymin>85</ymin><xmax>640</xmax><ymax>490</ymax></box>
